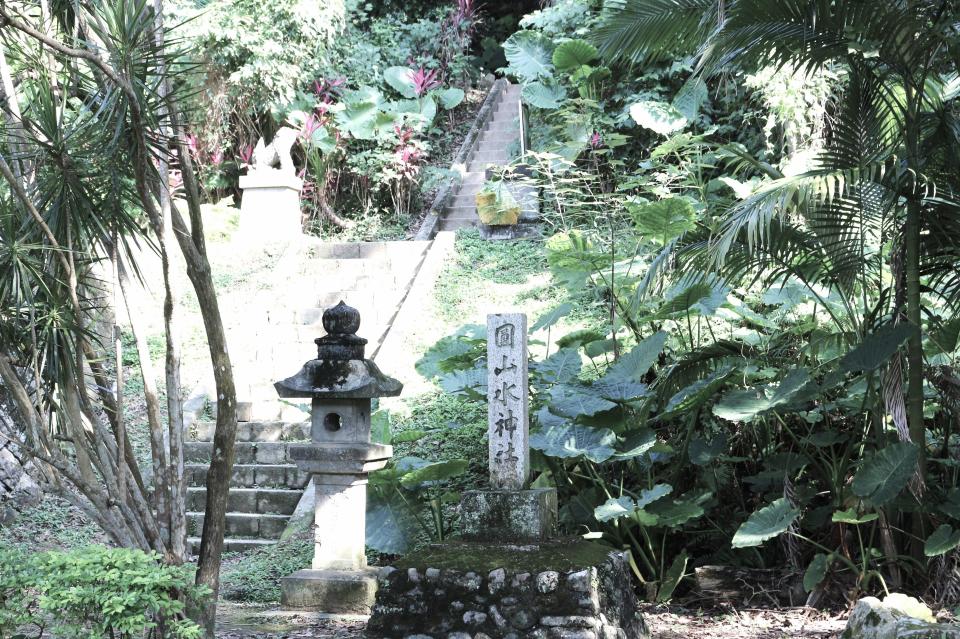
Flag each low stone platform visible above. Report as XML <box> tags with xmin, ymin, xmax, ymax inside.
<box><xmin>366</xmin><ymin>539</ymin><xmax>648</xmax><ymax>639</ymax></box>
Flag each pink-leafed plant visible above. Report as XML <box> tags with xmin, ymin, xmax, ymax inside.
<box><xmin>411</xmin><ymin>67</ymin><xmax>441</xmax><ymax>97</ymax></box>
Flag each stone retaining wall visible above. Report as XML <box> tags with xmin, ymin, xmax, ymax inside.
<box><xmin>367</xmin><ymin>542</ymin><xmax>648</xmax><ymax>639</ymax></box>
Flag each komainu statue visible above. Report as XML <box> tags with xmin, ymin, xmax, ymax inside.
<box><xmin>252</xmin><ymin>126</ymin><xmax>299</xmax><ymax>174</ymax></box>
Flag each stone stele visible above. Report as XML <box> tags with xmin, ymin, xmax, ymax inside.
<box><xmin>239</xmin><ymin>126</ymin><xmax>303</xmax><ymax>241</ymax></box>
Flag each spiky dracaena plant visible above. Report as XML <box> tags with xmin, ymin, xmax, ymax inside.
<box><xmin>596</xmin><ymin>0</ymin><xmax>960</xmax><ymax>523</ymax></box>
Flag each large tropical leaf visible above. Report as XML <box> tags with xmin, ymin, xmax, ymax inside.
<box><xmin>840</xmin><ymin>323</ymin><xmax>917</xmax><ymax>373</ymax></box>
<box><xmin>399</xmin><ymin>459</ymin><xmax>468</xmax><ymax>488</ymax></box>
<box><xmin>713</xmin><ymin>369</ymin><xmax>812</xmax><ymax>422</ymax></box>
<box><xmin>732</xmin><ymin>498</ymin><xmax>800</xmax><ymax>548</ymax></box>
<box><xmin>658</xmin><ymin>551</ymin><xmax>689</xmax><ymax>602</ymax></box>
<box><xmin>656</xmin><ymin>366</ymin><xmax>734</xmax><ymax>421</ymax></box>
<box><xmin>383</xmin><ymin>66</ymin><xmax>417</xmax><ymax>98</ymax></box>
<box><xmin>851</xmin><ymin>442</ymin><xmax>919</xmax><ymax>506</ymax></box>
<box><xmin>594</xmin><ymin>0</ymin><xmax>715</xmax><ymax>63</ymax></box>
<box><xmin>594</xmin><ymin>484</ymin><xmax>672</xmax><ymax>523</ymax></box>
<box><xmin>532</xmin><ymin>302</ymin><xmax>573</xmax><ymax>332</ymax></box>
<box><xmin>537</xmin><ymin>348</ymin><xmax>583</xmax><ymax>384</ymax></box>
<box><xmin>549</xmin><ymin>385</ymin><xmax>617</xmax><ymax>418</ymax></box>
<box><xmin>627</xmin><ymin>197</ymin><xmax>697</xmax><ymax>246</ymax></box>
<box><xmin>530</xmin><ymin>423</ymin><xmax>617</xmax><ymax>463</ymax></box>
<box><xmin>522</xmin><ymin>80</ymin><xmax>567</xmax><ymax>110</ymax></box>
<box><xmin>925</xmin><ymin>524</ymin><xmax>960</xmax><ymax>557</ymax></box>
<box><xmin>435</xmin><ymin>87</ymin><xmax>464</xmax><ymax>109</ymax></box>
<box><xmin>503</xmin><ymin>30</ymin><xmax>555</xmax><ymax>82</ymax></box>
<box><xmin>803</xmin><ymin>554</ymin><xmax>830</xmax><ymax>592</ymax></box>
<box><xmin>552</xmin><ymin>39</ymin><xmax>598</xmax><ymax>70</ymax></box>
<box><xmin>630</xmin><ymin>101</ymin><xmax>688</xmax><ymax>136</ymax></box>
<box><xmin>605</xmin><ymin>331</ymin><xmax>667</xmax><ymax>382</ymax></box>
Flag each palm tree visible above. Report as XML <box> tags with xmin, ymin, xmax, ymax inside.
<box><xmin>595</xmin><ymin>0</ymin><xmax>960</xmax><ymax>502</ymax></box>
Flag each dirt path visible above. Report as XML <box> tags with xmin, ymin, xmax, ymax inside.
<box><xmin>215</xmin><ymin>603</ymin><xmax>847</xmax><ymax>638</ymax></box>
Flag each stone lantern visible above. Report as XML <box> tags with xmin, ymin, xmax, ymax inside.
<box><xmin>275</xmin><ymin>301</ymin><xmax>402</xmax><ymax>613</ymax></box>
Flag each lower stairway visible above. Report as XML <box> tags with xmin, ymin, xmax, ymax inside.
<box><xmin>194</xmin><ymin>240</ymin><xmax>433</xmax><ymax>553</ymax></box>
<box><xmin>185</xmin><ymin>420</ymin><xmax>310</xmax><ymax>553</ymax></box>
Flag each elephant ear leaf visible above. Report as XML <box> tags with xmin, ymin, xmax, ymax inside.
<box><xmin>851</xmin><ymin>442</ymin><xmax>919</xmax><ymax>506</ymax></box>
<box><xmin>925</xmin><ymin>524</ymin><xmax>960</xmax><ymax>557</ymax></box>
<box><xmin>803</xmin><ymin>554</ymin><xmax>830</xmax><ymax>592</ymax></box>
<box><xmin>522</xmin><ymin>80</ymin><xmax>567</xmax><ymax>109</ymax></box>
<box><xmin>630</xmin><ymin>100</ymin><xmax>688</xmax><ymax>136</ymax></box>
<box><xmin>530</xmin><ymin>423</ymin><xmax>616</xmax><ymax>463</ymax></box>
<box><xmin>503</xmin><ymin>30</ymin><xmax>555</xmax><ymax>82</ymax></box>
<box><xmin>552</xmin><ymin>39</ymin><xmax>598</xmax><ymax>71</ymax></box>
<box><xmin>383</xmin><ymin>66</ymin><xmax>417</xmax><ymax>98</ymax></box>
<box><xmin>732</xmin><ymin>498</ymin><xmax>799</xmax><ymax>548</ymax></box>
<box><xmin>840</xmin><ymin>323</ymin><xmax>917</xmax><ymax>373</ymax></box>
<box><xmin>435</xmin><ymin>87</ymin><xmax>464</xmax><ymax>109</ymax></box>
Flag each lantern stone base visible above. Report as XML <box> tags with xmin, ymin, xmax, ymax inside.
<box><xmin>461</xmin><ymin>488</ymin><xmax>558</xmax><ymax>542</ymax></box>
<box><xmin>280</xmin><ymin>567</ymin><xmax>379</xmax><ymax>614</ymax></box>
<box><xmin>367</xmin><ymin>539</ymin><xmax>648</xmax><ymax>638</ymax></box>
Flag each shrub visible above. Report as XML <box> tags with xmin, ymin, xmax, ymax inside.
<box><xmin>0</xmin><ymin>546</ymin><xmax>207</xmax><ymax>639</ymax></box>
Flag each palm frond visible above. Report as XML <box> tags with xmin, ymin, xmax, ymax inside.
<box><xmin>593</xmin><ymin>0</ymin><xmax>718</xmax><ymax>64</ymax></box>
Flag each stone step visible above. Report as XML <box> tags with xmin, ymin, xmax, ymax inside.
<box><xmin>451</xmin><ymin>194</ymin><xmax>478</xmax><ymax>209</ymax></box>
<box><xmin>307</xmin><ymin>240</ymin><xmax>429</xmax><ymax>260</ymax></box>
<box><xmin>185</xmin><ymin>463</ymin><xmax>310</xmax><ymax>489</ymax></box>
<box><xmin>485</xmin><ymin>122</ymin><xmax>519</xmax><ymax>133</ymax></box>
<box><xmin>477</xmin><ymin>133</ymin><xmax>518</xmax><ymax>146</ymax></box>
<box><xmin>445</xmin><ymin>205</ymin><xmax>477</xmax><ymax>218</ymax></box>
<box><xmin>186</xmin><ymin>486</ymin><xmax>302</xmax><ymax>514</ymax></box>
<box><xmin>469</xmin><ymin>150</ymin><xmax>510</xmax><ymax>164</ymax></box>
<box><xmin>188</xmin><ymin>421</ymin><xmax>309</xmax><ymax>443</ymax></box>
<box><xmin>186</xmin><ymin>511</ymin><xmax>290</xmax><ymax>539</ymax></box>
<box><xmin>439</xmin><ymin>217</ymin><xmax>479</xmax><ymax>231</ymax></box>
<box><xmin>188</xmin><ymin>537</ymin><xmax>277</xmax><ymax>555</ymax></box>
<box><xmin>185</xmin><ymin>441</ymin><xmax>291</xmax><ymax>465</ymax></box>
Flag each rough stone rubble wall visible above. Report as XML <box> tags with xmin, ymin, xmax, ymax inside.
<box><xmin>0</xmin><ymin>404</ymin><xmax>41</xmax><ymax>525</ymax></box>
<box><xmin>367</xmin><ymin>551</ymin><xmax>648</xmax><ymax>639</ymax></box>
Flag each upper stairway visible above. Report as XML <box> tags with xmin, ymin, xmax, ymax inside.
<box><xmin>439</xmin><ymin>83</ymin><xmax>522</xmax><ymax>232</ymax></box>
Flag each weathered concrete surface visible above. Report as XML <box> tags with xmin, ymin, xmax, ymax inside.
<box><xmin>841</xmin><ymin>594</ymin><xmax>959</xmax><ymax>639</ymax></box>
<box><xmin>281</xmin><ymin>568</ymin><xmax>379</xmax><ymax>614</ymax></box>
<box><xmin>461</xmin><ymin>488</ymin><xmax>558</xmax><ymax>542</ymax></box>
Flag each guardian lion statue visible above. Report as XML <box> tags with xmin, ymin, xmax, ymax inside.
<box><xmin>252</xmin><ymin>126</ymin><xmax>299</xmax><ymax>174</ymax></box>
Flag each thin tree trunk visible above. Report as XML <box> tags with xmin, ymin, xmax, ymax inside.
<box><xmin>153</xmin><ymin>0</ymin><xmax>187</xmax><ymax>562</ymax></box>
<box><xmin>118</xmin><ymin>257</ymin><xmax>172</xmax><ymax>548</ymax></box>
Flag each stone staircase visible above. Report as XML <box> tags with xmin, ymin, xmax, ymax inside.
<box><xmin>439</xmin><ymin>83</ymin><xmax>522</xmax><ymax>231</ymax></box>
<box><xmin>231</xmin><ymin>240</ymin><xmax>431</xmax><ymax>422</ymax></box>
<box><xmin>192</xmin><ymin>240</ymin><xmax>432</xmax><ymax>553</ymax></box>
<box><xmin>185</xmin><ymin>420</ymin><xmax>311</xmax><ymax>553</ymax></box>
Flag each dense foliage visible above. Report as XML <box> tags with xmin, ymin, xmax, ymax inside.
<box><xmin>421</xmin><ymin>0</ymin><xmax>960</xmax><ymax>606</ymax></box>
<box><xmin>0</xmin><ymin>546</ymin><xmax>207</xmax><ymax>638</ymax></box>
<box><xmin>170</xmin><ymin>0</ymin><xmax>486</xmax><ymax>237</ymax></box>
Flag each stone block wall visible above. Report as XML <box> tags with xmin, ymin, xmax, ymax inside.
<box><xmin>367</xmin><ymin>544</ymin><xmax>648</xmax><ymax>639</ymax></box>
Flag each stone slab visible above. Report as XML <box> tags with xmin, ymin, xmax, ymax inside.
<box><xmin>479</xmin><ymin>222</ymin><xmax>542</xmax><ymax>240</ymax></box>
<box><xmin>367</xmin><ymin>539</ymin><xmax>648</xmax><ymax>638</ymax></box>
<box><xmin>461</xmin><ymin>488</ymin><xmax>558</xmax><ymax>542</ymax></box>
<box><xmin>280</xmin><ymin>568</ymin><xmax>379</xmax><ymax>614</ymax></box>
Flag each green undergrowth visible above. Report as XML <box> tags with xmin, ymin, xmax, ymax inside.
<box><xmin>390</xmin><ymin>392</ymin><xmax>487</xmax><ymax>494</ymax></box>
<box><xmin>0</xmin><ymin>495</ymin><xmax>103</xmax><ymax>553</ymax></box>
<box><xmin>219</xmin><ymin>532</ymin><xmax>313</xmax><ymax>603</ymax></box>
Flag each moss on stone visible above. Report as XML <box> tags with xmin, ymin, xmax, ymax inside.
<box><xmin>392</xmin><ymin>538</ymin><xmax>617</xmax><ymax>573</ymax></box>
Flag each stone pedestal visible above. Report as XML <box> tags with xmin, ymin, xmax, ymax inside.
<box><xmin>461</xmin><ymin>488</ymin><xmax>558</xmax><ymax>542</ymax></box>
<box><xmin>239</xmin><ymin>171</ymin><xmax>303</xmax><ymax>241</ymax></box>
<box><xmin>281</xmin><ymin>568</ymin><xmax>379</xmax><ymax>614</ymax></box>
